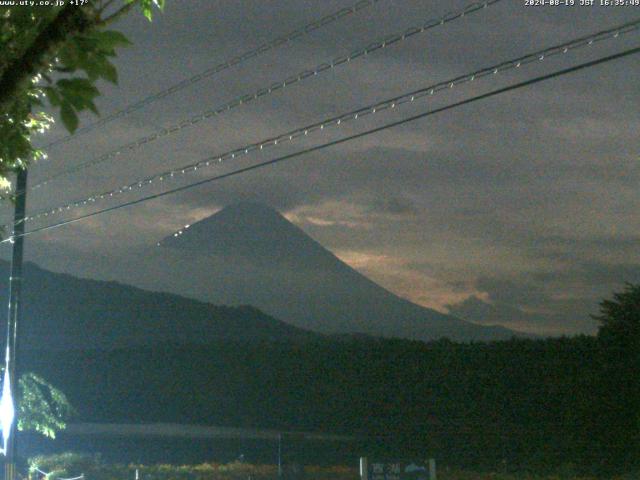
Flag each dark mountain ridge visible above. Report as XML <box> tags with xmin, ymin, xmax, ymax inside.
<box><xmin>0</xmin><ymin>261</ymin><xmax>317</xmax><ymax>350</ymax></box>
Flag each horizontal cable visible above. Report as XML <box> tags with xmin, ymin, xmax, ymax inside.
<box><xmin>4</xmin><ymin>44</ymin><xmax>639</xmax><ymax>243</ymax></box>
<box><xmin>38</xmin><ymin>0</ymin><xmax>385</xmax><ymax>151</ymax></box>
<box><xmin>13</xmin><ymin>17</ymin><xmax>640</xmax><ymax>229</ymax></box>
<box><xmin>31</xmin><ymin>0</ymin><xmax>502</xmax><ymax>190</ymax></box>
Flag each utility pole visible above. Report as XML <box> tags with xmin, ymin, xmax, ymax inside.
<box><xmin>277</xmin><ymin>433</ymin><xmax>282</xmax><ymax>478</ymax></box>
<box><xmin>3</xmin><ymin>168</ymin><xmax>28</xmax><ymax>480</ymax></box>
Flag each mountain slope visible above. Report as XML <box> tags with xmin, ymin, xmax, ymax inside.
<box><xmin>0</xmin><ymin>261</ymin><xmax>317</xmax><ymax>350</ymax></box>
<box><xmin>158</xmin><ymin>202</ymin><xmax>518</xmax><ymax>341</ymax></box>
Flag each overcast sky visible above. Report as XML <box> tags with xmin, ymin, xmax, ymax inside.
<box><xmin>2</xmin><ymin>0</ymin><xmax>639</xmax><ymax>336</ymax></box>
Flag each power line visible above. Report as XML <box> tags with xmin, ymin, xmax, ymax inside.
<box><xmin>31</xmin><ymin>0</ymin><xmax>502</xmax><ymax>191</ymax></box>
<box><xmin>16</xmin><ymin>18</ymin><xmax>640</xmax><ymax>227</ymax></box>
<box><xmin>4</xmin><ymin>45</ymin><xmax>639</xmax><ymax>244</ymax></box>
<box><xmin>38</xmin><ymin>0</ymin><xmax>386</xmax><ymax>151</ymax></box>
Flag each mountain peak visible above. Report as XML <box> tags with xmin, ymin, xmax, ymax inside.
<box><xmin>218</xmin><ymin>201</ymin><xmax>281</xmax><ymax>217</ymax></box>
<box><xmin>206</xmin><ymin>202</ymin><xmax>294</xmax><ymax>232</ymax></box>
<box><xmin>160</xmin><ymin>203</ymin><xmax>331</xmax><ymax>265</ymax></box>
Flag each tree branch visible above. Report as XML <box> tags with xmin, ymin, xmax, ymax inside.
<box><xmin>0</xmin><ymin>5</ymin><xmax>98</xmax><ymax>112</ymax></box>
<box><xmin>98</xmin><ymin>0</ymin><xmax>139</xmax><ymax>26</ymax></box>
<box><xmin>97</xmin><ymin>0</ymin><xmax>119</xmax><ymax>14</ymax></box>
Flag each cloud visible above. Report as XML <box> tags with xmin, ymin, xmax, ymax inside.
<box><xmin>446</xmin><ymin>295</ymin><xmax>575</xmax><ymax>336</ymax></box>
<box><xmin>446</xmin><ymin>276</ymin><xmax>601</xmax><ymax>336</ymax></box>
<box><xmin>474</xmin><ymin>277</ymin><xmax>549</xmax><ymax>309</ymax></box>
<box><xmin>445</xmin><ymin>264</ymin><xmax>640</xmax><ymax>335</ymax></box>
<box><xmin>532</xmin><ymin>261</ymin><xmax>640</xmax><ymax>289</ymax></box>
<box><xmin>284</xmin><ymin>200</ymin><xmax>373</xmax><ymax>229</ymax></box>
<box><xmin>333</xmin><ymin>250</ymin><xmax>398</xmax><ymax>270</ymax></box>
<box><xmin>333</xmin><ymin>248</ymin><xmax>485</xmax><ymax>311</ymax></box>
<box><xmin>369</xmin><ymin>195</ymin><xmax>418</xmax><ymax>216</ymax></box>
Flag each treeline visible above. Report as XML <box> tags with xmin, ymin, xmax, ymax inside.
<box><xmin>22</xmin><ymin>330</ymin><xmax>638</xmax><ymax>476</ymax></box>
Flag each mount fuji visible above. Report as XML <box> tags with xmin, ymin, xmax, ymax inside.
<box><xmin>153</xmin><ymin>202</ymin><xmax>518</xmax><ymax>341</ymax></box>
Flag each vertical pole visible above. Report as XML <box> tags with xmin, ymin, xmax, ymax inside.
<box><xmin>359</xmin><ymin>457</ymin><xmax>368</xmax><ymax>480</ymax></box>
<box><xmin>428</xmin><ymin>459</ymin><xmax>436</xmax><ymax>480</ymax></box>
<box><xmin>277</xmin><ymin>433</ymin><xmax>282</xmax><ymax>478</ymax></box>
<box><xmin>4</xmin><ymin>168</ymin><xmax>28</xmax><ymax>480</ymax></box>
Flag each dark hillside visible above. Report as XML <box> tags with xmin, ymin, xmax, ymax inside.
<box><xmin>0</xmin><ymin>261</ymin><xmax>317</xmax><ymax>349</ymax></box>
<box><xmin>22</xmin><ymin>335</ymin><xmax>620</xmax><ymax>473</ymax></box>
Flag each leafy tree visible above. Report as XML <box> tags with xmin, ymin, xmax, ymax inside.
<box><xmin>0</xmin><ymin>370</ymin><xmax>74</xmax><ymax>439</ymax></box>
<box><xmin>0</xmin><ymin>0</ymin><xmax>165</xmax><ymax>195</ymax></box>
<box><xmin>593</xmin><ymin>282</ymin><xmax>640</xmax><ymax>347</ymax></box>
<box><xmin>590</xmin><ymin>283</ymin><xmax>640</xmax><ymax>473</ymax></box>
<box><xmin>18</xmin><ymin>372</ymin><xmax>74</xmax><ymax>438</ymax></box>
<box><xmin>0</xmin><ymin>0</ymin><xmax>165</xmax><ymax>440</ymax></box>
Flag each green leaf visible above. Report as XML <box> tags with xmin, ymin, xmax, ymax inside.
<box><xmin>43</xmin><ymin>86</ymin><xmax>61</xmax><ymax>107</ymax></box>
<box><xmin>101</xmin><ymin>61</ymin><xmax>118</xmax><ymax>84</ymax></box>
<box><xmin>56</xmin><ymin>78</ymin><xmax>99</xmax><ymax>100</ymax></box>
<box><xmin>57</xmin><ymin>42</ymin><xmax>80</xmax><ymax>70</ymax></box>
<box><xmin>83</xmin><ymin>56</ymin><xmax>119</xmax><ymax>84</ymax></box>
<box><xmin>64</xmin><ymin>93</ymin><xmax>88</xmax><ymax>111</ymax></box>
<box><xmin>136</xmin><ymin>0</ymin><xmax>164</xmax><ymax>21</ymax></box>
<box><xmin>60</xmin><ymin>102</ymin><xmax>78</xmax><ymax>133</ymax></box>
<box><xmin>93</xmin><ymin>30</ymin><xmax>131</xmax><ymax>50</ymax></box>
